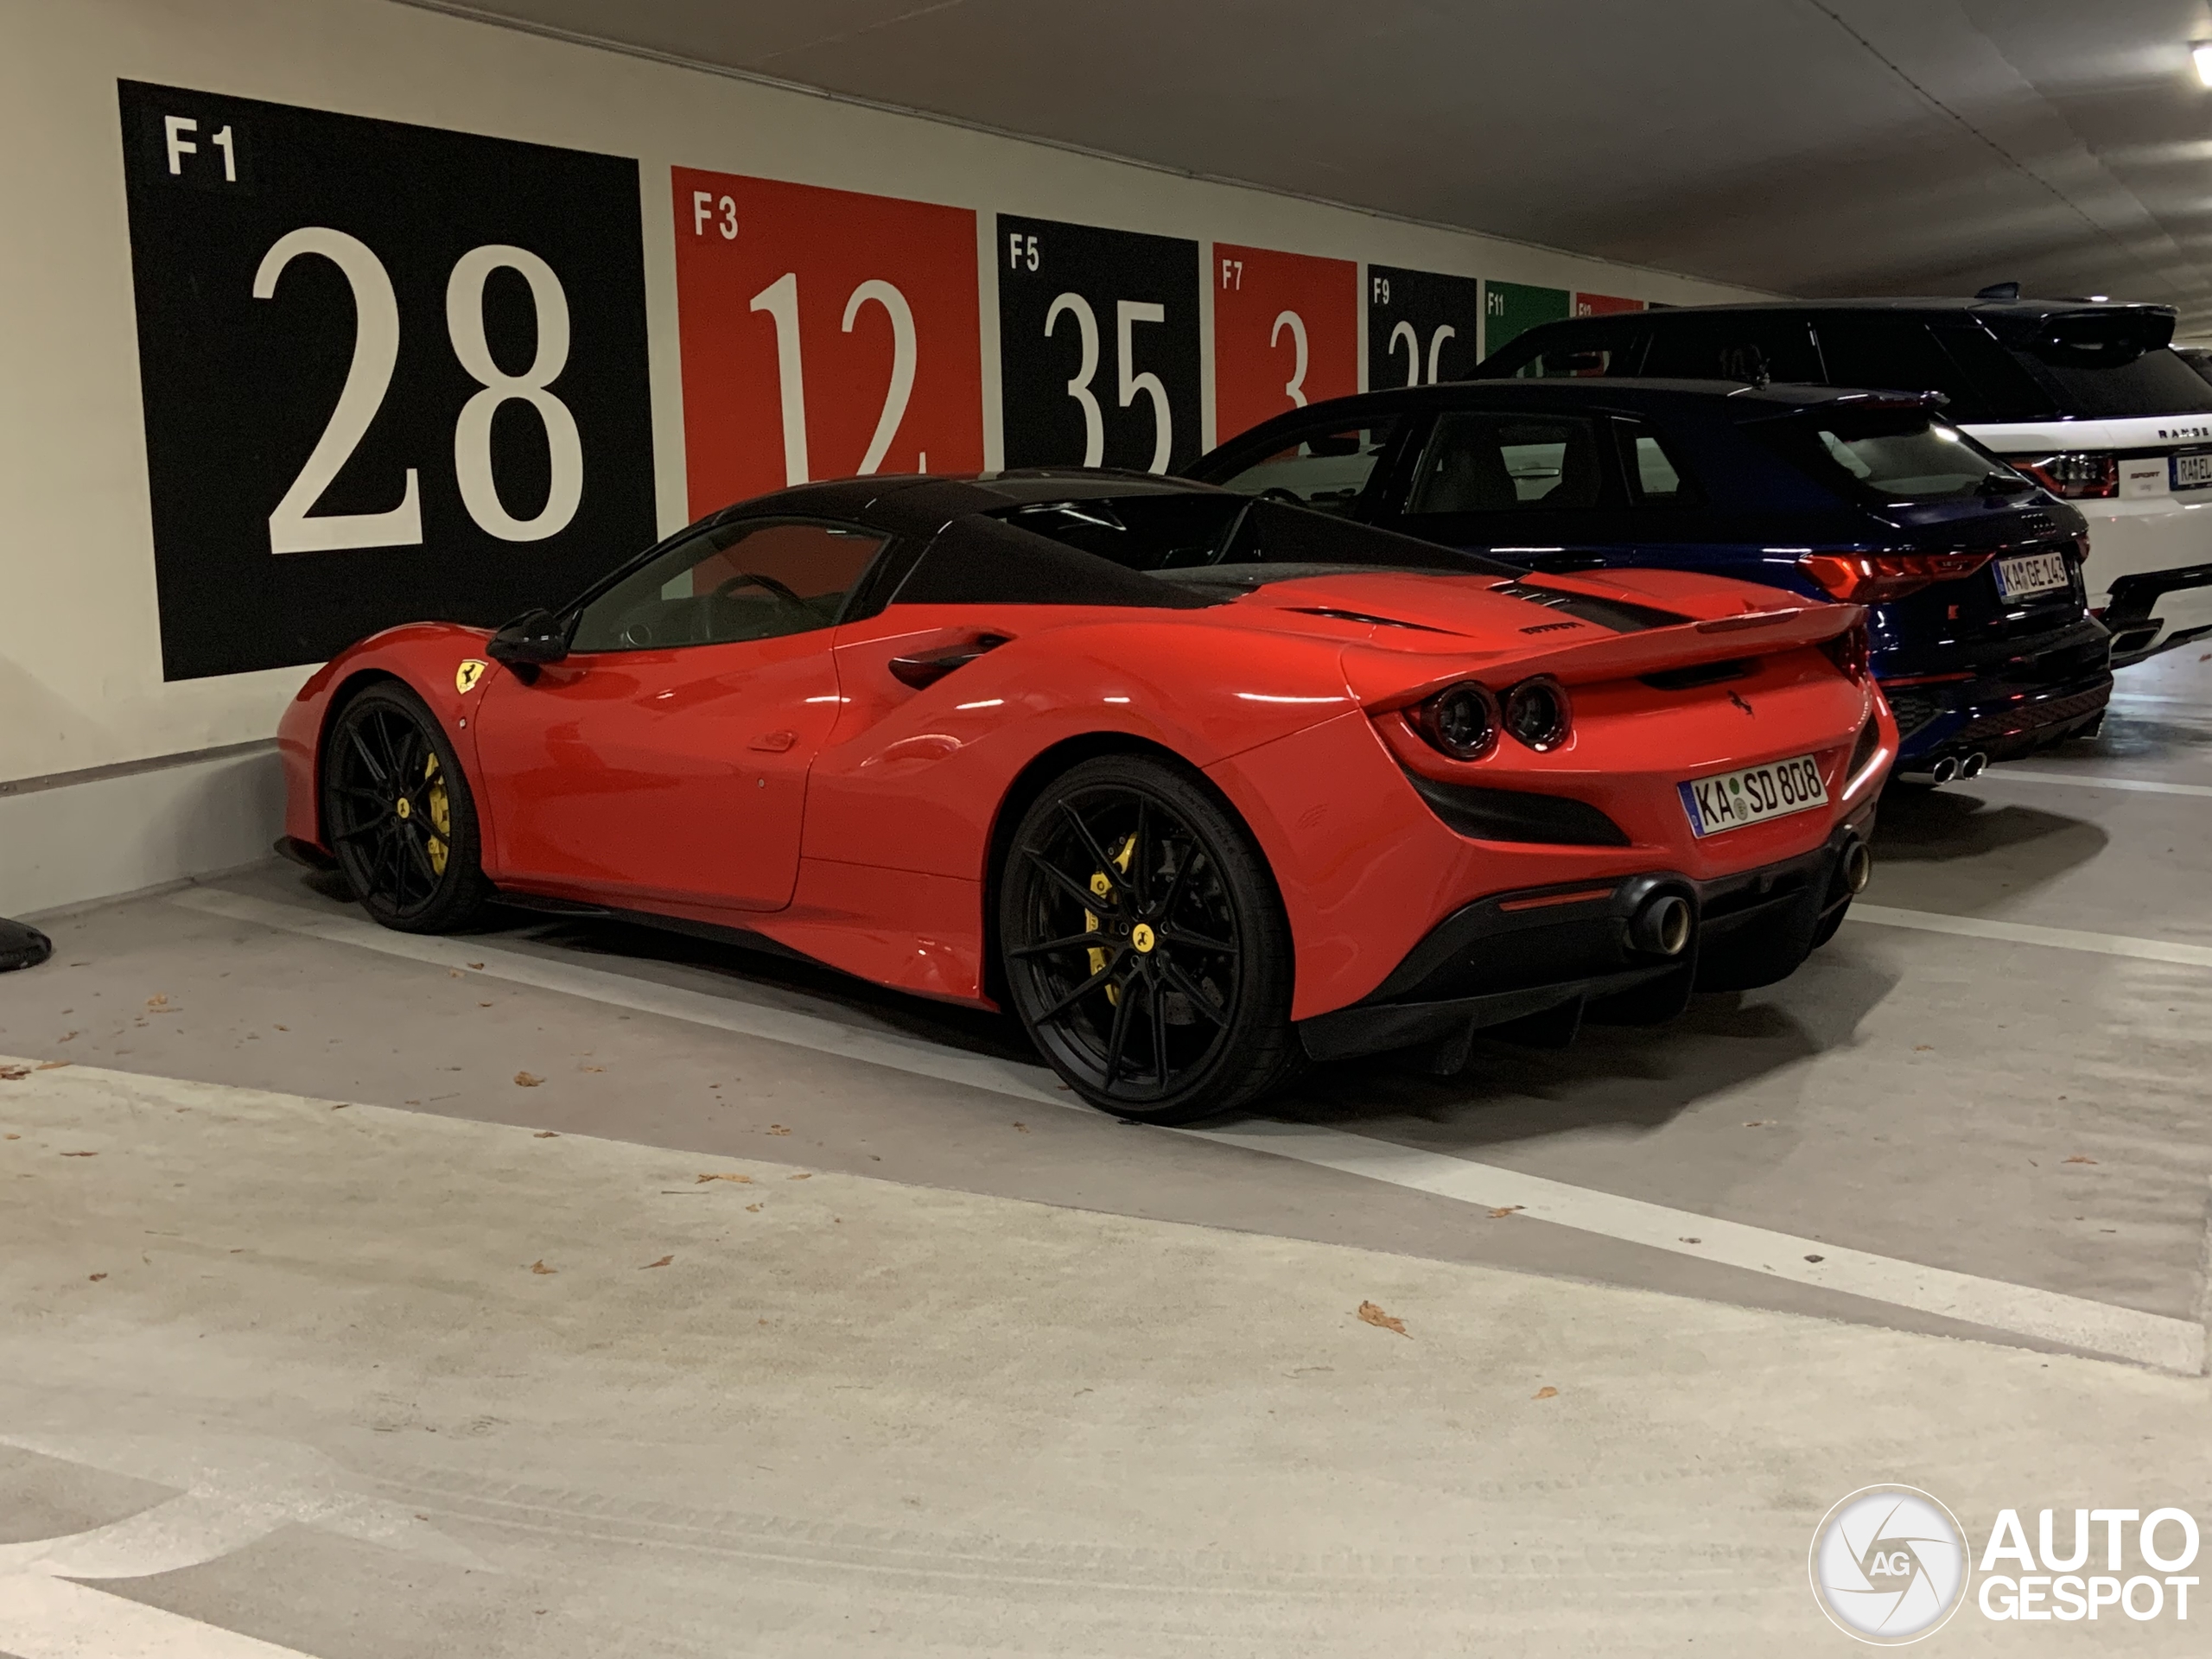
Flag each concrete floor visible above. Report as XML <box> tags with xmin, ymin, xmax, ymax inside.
<box><xmin>3</xmin><ymin>646</ymin><xmax>2209</xmax><ymax>1652</ymax></box>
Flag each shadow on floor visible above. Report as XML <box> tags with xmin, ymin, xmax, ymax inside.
<box><xmin>286</xmin><ymin>865</ymin><xmax>1902</xmax><ymax>1151</ymax></box>
<box><xmin>1871</xmin><ymin>785</ymin><xmax>2107</xmax><ymax>877</ymax></box>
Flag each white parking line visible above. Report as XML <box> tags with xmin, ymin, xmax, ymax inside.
<box><xmin>173</xmin><ymin>885</ymin><xmax>2207</xmax><ymax>1373</ymax></box>
<box><xmin>1967</xmin><ymin>770</ymin><xmax>2212</xmax><ymax>800</ymax></box>
<box><xmin>0</xmin><ymin>1574</ymin><xmax>323</xmax><ymax>1659</ymax></box>
<box><xmin>1849</xmin><ymin>905</ymin><xmax>2212</xmax><ymax>969</ymax></box>
<box><xmin>1187</xmin><ymin>1121</ymin><xmax>2205</xmax><ymax>1374</ymax></box>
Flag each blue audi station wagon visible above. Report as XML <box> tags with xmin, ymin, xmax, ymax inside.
<box><xmin>1186</xmin><ymin>381</ymin><xmax>2107</xmax><ymax>780</ymax></box>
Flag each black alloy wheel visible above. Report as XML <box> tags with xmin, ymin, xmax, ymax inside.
<box><xmin>1000</xmin><ymin>755</ymin><xmax>1299</xmax><ymax>1123</ymax></box>
<box><xmin>321</xmin><ymin>683</ymin><xmax>491</xmax><ymax>933</ymax></box>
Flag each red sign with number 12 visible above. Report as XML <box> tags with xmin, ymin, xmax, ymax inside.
<box><xmin>1211</xmin><ymin>244</ymin><xmax>1358</xmax><ymax>446</ymax></box>
<box><xmin>671</xmin><ymin>168</ymin><xmax>983</xmax><ymax>518</ymax></box>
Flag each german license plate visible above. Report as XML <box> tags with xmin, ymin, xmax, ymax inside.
<box><xmin>1993</xmin><ymin>550</ymin><xmax>2069</xmax><ymax>600</ymax></box>
<box><xmin>1678</xmin><ymin>755</ymin><xmax>1827</xmax><ymax>838</ymax></box>
<box><xmin>2171</xmin><ymin>449</ymin><xmax>2212</xmax><ymax>491</ymax></box>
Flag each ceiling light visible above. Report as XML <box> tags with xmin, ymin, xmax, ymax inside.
<box><xmin>2196</xmin><ymin>41</ymin><xmax>2212</xmax><ymax>86</ymax></box>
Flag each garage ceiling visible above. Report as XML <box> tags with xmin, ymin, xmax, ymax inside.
<box><xmin>415</xmin><ymin>0</ymin><xmax>2212</xmax><ymax>334</ymax></box>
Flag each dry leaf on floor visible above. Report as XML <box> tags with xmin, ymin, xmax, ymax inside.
<box><xmin>35</xmin><ymin>1061</ymin><xmax>70</xmax><ymax>1071</ymax></box>
<box><xmin>1532</xmin><ymin>1385</ymin><xmax>1559</xmax><ymax>1400</ymax></box>
<box><xmin>787</xmin><ymin>1173</ymin><xmax>810</xmax><ymax>1180</ymax></box>
<box><xmin>3</xmin><ymin>1134</ymin><xmax>18</xmax><ymax>1141</ymax></box>
<box><xmin>1804</xmin><ymin>1253</ymin><xmax>1825</xmax><ymax>1263</ymax></box>
<box><xmin>1013</xmin><ymin>1122</ymin><xmax>1030</xmax><ymax>1133</ymax></box>
<box><xmin>479</xmin><ymin>1002</ymin><xmax>493</xmax><ymax>1009</ymax></box>
<box><xmin>580</xmin><ymin>1065</ymin><xmax>604</xmax><ymax>1073</ymax></box>
<box><xmin>513</xmin><ymin>1072</ymin><xmax>543</xmax><ymax>1088</ymax></box>
<box><xmin>1488</xmin><ymin>1205</ymin><xmax>1522</xmax><ymax>1219</ymax></box>
<box><xmin>448</xmin><ymin>969</ymin><xmax>461</xmax><ymax>979</ymax></box>
<box><xmin>529</xmin><ymin>1260</ymin><xmax>556</xmax><ymax>1274</ymax></box>
<box><xmin>1743</xmin><ymin>1119</ymin><xmax>1773</xmax><ymax>1128</ymax></box>
<box><xmin>1356</xmin><ymin>1300</ymin><xmax>1408</xmax><ymax>1337</ymax></box>
<box><xmin>274</xmin><ymin>1024</ymin><xmax>288</xmax><ymax>1031</ymax></box>
<box><xmin>147</xmin><ymin>995</ymin><xmax>167</xmax><ymax>1008</ymax></box>
<box><xmin>0</xmin><ymin>1066</ymin><xmax>29</xmax><ymax>1082</ymax></box>
<box><xmin>766</xmin><ymin>1124</ymin><xmax>791</xmax><ymax>1135</ymax></box>
<box><xmin>2063</xmin><ymin>1154</ymin><xmax>2098</xmax><ymax>1165</ymax></box>
<box><xmin>88</xmin><ymin>1273</ymin><xmax>107</xmax><ymax>1282</ymax></box>
<box><xmin>696</xmin><ymin>1173</ymin><xmax>753</xmax><ymax>1184</ymax></box>
<box><xmin>533</xmin><ymin>1131</ymin><xmax>559</xmax><ymax>1139</ymax></box>
<box><xmin>467</xmin><ymin>962</ymin><xmax>485</xmax><ymax>970</ymax></box>
<box><xmin>60</xmin><ymin>1151</ymin><xmax>97</xmax><ymax>1157</ymax></box>
<box><xmin>1913</xmin><ymin>1044</ymin><xmax>1933</xmax><ymax>1052</ymax></box>
<box><xmin>639</xmin><ymin>1255</ymin><xmax>673</xmax><ymax>1269</ymax></box>
<box><xmin>1679</xmin><ymin>1236</ymin><xmax>1701</xmax><ymax>1244</ymax></box>
<box><xmin>746</xmin><ymin>1202</ymin><xmax>762</xmax><ymax>1212</ymax></box>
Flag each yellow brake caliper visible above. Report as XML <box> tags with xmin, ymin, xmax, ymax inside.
<box><xmin>1084</xmin><ymin>834</ymin><xmax>1138</xmax><ymax>1004</ymax></box>
<box><xmin>423</xmin><ymin>752</ymin><xmax>451</xmax><ymax>876</ymax></box>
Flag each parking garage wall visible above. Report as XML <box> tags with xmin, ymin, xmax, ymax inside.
<box><xmin>0</xmin><ymin>0</ymin><xmax>1767</xmax><ymax>914</ymax></box>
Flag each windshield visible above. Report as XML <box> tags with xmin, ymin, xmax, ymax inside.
<box><xmin>999</xmin><ymin>495</ymin><xmax>1510</xmax><ymax>583</ymax></box>
<box><xmin>1763</xmin><ymin>411</ymin><xmax>2027</xmax><ymax>503</ymax></box>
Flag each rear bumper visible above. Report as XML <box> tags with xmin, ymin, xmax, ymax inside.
<box><xmin>1879</xmin><ymin>619</ymin><xmax>2113</xmax><ymax>768</ymax></box>
<box><xmin>1299</xmin><ymin>807</ymin><xmax>1874</xmax><ymax>1063</ymax></box>
<box><xmin>2098</xmin><ymin>561</ymin><xmax>2212</xmax><ymax>667</ymax></box>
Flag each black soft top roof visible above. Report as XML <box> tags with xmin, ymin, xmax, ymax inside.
<box><xmin>718</xmin><ymin>468</ymin><xmax>1220</xmax><ymax>540</ymax></box>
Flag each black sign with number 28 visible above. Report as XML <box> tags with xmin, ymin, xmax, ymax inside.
<box><xmin>116</xmin><ymin>81</ymin><xmax>656</xmax><ymax>681</ymax></box>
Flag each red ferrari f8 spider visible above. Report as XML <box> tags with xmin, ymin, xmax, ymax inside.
<box><xmin>277</xmin><ymin>472</ymin><xmax>1895</xmax><ymax>1122</ymax></box>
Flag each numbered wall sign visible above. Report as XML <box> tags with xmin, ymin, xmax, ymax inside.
<box><xmin>116</xmin><ymin>82</ymin><xmax>654</xmax><ymax>682</ymax></box>
<box><xmin>671</xmin><ymin>168</ymin><xmax>982</xmax><ymax>518</ymax></box>
<box><xmin>997</xmin><ymin>215</ymin><xmax>1200</xmax><ymax>474</ymax></box>
<box><xmin>1365</xmin><ymin>265</ymin><xmax>1484</xmax><ymax>389</ymax></box>
<box><xmin>1574</xmin><ymin>292</ymin><xmax>1645</xmax><ymax>317</ymax></box>
<box><xmin>1211</xmin><ymin>244</ymin><xmax>1357</xmax><ymax>446</ymax></box>
<box><xmin>1484</xmin><ymin>280</ymin><xmax>1573</xmax><ymax>356</ymax></box>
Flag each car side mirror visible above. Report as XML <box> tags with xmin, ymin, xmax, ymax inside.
<box><xmin>486</xmin><ymin>608</ymin><xmax>570</xmax><ymax>668</ymax></box>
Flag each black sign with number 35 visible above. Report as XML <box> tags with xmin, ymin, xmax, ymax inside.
<box><xmin>116</xmin><ymin>81</ymin><xmax>656</xmax><ymax>681</ymax></box>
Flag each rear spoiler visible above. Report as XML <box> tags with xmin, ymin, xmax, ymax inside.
<box><xmin>1343</xmin><ymin>603</ymin><xmax>1864</xmax><ymax>709</ymax></box>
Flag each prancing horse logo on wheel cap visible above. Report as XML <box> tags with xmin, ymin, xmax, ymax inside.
<box><xmin>454</xmin><ymin>660</ymin><xmax>487</xmax><ymax>694</ymax></box>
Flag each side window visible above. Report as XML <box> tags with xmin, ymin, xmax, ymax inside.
<box><xmin>1613</xmin><ymin>419</ymin><xmax>1698</xmax><ymax>505</ymax></box>
<box><xmin>1210</xmin><ymin>420</ymin><xmax>1398</xmax><ymax>517</ymax></box>
<box><xmin>1642</xmin><ymin>319</ymin><xmax>1822</xmax><ymax>384</ymax></box>
<box><xmin>1406</xmin><ymin>413</ymin><xmax>1608</xmax><ymax>514</ymax></box>
<box><xmin>1510</xmin><ymin>324</ymin><xmax>1645</xmax><ymax>378</ymax></box>
<box><xmin>1813</xmin><ymin>316</ymin><xmax>1987</xmax><ymax>419</ymax></box>
<box><xmin>570</xmin><ymin>519</ymin><xmax>887</xmax><ymax>653</ymax></box>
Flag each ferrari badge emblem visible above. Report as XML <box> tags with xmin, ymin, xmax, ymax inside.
<box><xmin>455</xmin><ymin>660</ymin><xmax>487</xmax><ymax>694</ymax></box>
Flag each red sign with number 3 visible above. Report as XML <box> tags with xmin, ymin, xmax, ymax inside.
<box><xmin>1211</xmin><ymin>244</ymin><xmax>1358</xmax><ymax>446</ymax></box>
<box><xmin>671</xmin><ymin>168</ymin><xmax>984</xmax><ymax>518</ymax></box>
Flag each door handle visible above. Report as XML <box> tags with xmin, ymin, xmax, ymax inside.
<box><xmin>748</xmin><ymin>730</ymin><xmax>797</xmax><ymax>752</ymax></box>
<box><xmin>888</xmin><ymin>633</ymin><xmax>1009</xmax><ymax>690</ymax></box>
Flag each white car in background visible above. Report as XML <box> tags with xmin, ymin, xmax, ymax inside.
<box><xmin>1479</xmin><ymin>291</ymin><xmax>2212</xmax><ymax>666</ymax></box>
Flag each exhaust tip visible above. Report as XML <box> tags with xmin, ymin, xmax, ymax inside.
<box><xmin>1958</xmin><ymin>751</ymin><xmax>1989</xmax><ymax>779</ymax></box>
<box><xmin>1630</xmin><ymin>892</ymin><xmax>1694</xmax><ymax>957</ymax></box>
<box><xmin>1929</xmin><ymin>755</ymin><xmax>1960</xmax><ymax>785</ymax></box>
<box><xmin>1841</xmin><ymin>838</ymin><xmax>1873</xmax><ymax>896</ymax></box>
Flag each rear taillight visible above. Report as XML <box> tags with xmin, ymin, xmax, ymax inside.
<box><xmin>1410</xmin><ymin>683</ymin><xmax>1499</xmax><ymax>760</ymax></box>
<box><xmin>1797</xmin><ymin>550</ymin><xmax>1993</xmax><ymax>603</ymax></box>
<box><xmin>2016</xmin><ymin>452</ymin><xmax>2117</xmax><ymax>499</ymax></box>
<box><xmin>1820</xmin><ymin>620</ymin><xmax>1870</xmax><ymax>683</ymax></box>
